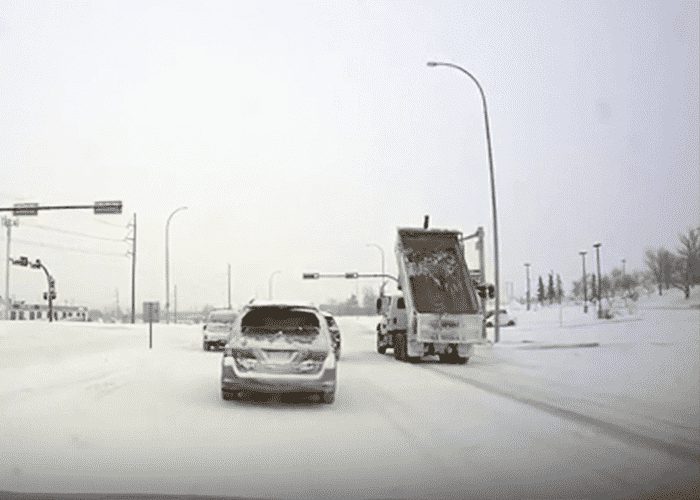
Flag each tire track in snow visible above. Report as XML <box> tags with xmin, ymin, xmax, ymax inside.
<box><xmin>420</xmin><ymin>364</ymin><xmax>700</xmax><ymax>464</ymax></box>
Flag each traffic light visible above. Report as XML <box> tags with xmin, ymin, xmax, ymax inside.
<box><xmin>476</xmin><ymin>283</ymin><xmax>495</xmax><ymax>299</ymax></box>
<box><xmin>14</xmin><ymin>256</ymin><xmax>29</xmax><ymax>267</ymax></box>
<box><xmin>344</xmin><ymin>272</ymin><xmax>359</xmax><ymax>279</ymax></box>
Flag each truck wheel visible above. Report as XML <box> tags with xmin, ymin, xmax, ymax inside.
<box><xmin>377</xmin><ymin>334</ymin><xmax>387</xmax><ymax>354</ymax></box>
<box><xmin>393</xmin><ymin>334</ymin><xmax>404</xmax><ymax>361</ymax></box>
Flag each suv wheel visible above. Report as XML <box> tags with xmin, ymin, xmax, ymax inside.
<box><xmin>322</xmin><ymin>391</ymin><xmax>335</xmax><ymax>404</ymax></box>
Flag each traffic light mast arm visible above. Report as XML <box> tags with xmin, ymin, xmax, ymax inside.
<box><xmin>0</xmin><ymin>201</ymin><xmax>122</xmax><ymax>215</ymax></box>
<box><xmin>303</xmin><ymin>272</ymin><xmax>399</xmax><ymax>282</ymax></box>
<box><xmin>354</xmin><ymin>273</ymin><xmax>399</xmax><ymax>282</ymax></box>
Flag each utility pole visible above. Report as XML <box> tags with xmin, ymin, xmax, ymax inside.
<box><xmin>2</xmin><ymin>216</ymin><xmax>18</xmax><ymax>319</ymax></box>
<box><xmin>524</xmin><ymin>263</ymin><xmax>531</xmax><ymax>311</ymax></box>
<box><xmin>128</xmin><ymin>213</ymin><xmax>137</xmax><ymax>324</ymax></box>
<box><xmin>227</xmin><ymin>263</ymin><xmax>232</xmax><ymax>309</ymax></box>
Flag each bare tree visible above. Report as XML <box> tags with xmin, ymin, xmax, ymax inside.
<box><xmin>672</xmin><ymin>228</ymin><xmax>700</xmax><ymax>299</ymax></box>
<box><xmin>645</xmin><ymin>247</ymin><xmax>675</xmax><ymax>295</ymax></box>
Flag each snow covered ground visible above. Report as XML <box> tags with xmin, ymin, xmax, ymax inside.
<box><xmin>0</xmin><ymin>290</ymin><xmax>698</xmax><ymax>499</ymax></box>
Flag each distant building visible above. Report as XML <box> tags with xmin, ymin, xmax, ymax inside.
<box><xmin>8</xmin><ymin>302</ymin><xmax>89</xmax><ymax>321</ymax></box>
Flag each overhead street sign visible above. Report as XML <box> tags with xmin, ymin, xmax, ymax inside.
<box><xmin>94</xmin><ymin>200</ymin><xmax>123</xmax><ymax>214</ymax></box>
<box><xmin>13</xmin><ymin>203</ymin><xmax>38</xmax><ymax>216</ymax></box>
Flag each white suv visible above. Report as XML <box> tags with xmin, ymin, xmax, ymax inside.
<box><xmin>202</xmin><ymin>309</ymin><xmax>237</xmax><ymax>350</ymax></box>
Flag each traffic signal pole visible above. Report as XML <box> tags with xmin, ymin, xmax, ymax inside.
<box><xmin>30</xmin><ymin>260</ymin><xmax>55</xmax><ymax>322</ymax></box>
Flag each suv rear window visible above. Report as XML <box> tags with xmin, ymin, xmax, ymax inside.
<box><xmin>241</xmin><ymin>307</ymin><xmax>320</xmax><ymax>331</ymax></box>
<box><xmin>208</xmin><ymin>310</ymin><xmax>237</xmax><ymax>323</ymax></box>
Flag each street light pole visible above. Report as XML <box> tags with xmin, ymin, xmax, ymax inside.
<box><xmin>579</xmin><ymin>251</ymin><xmax>588</xmax><ymax>313</ymax></box>
<box><xmin>227</xmin><ymin>263</ymin><xmax>232</xmax><ymax>309</ymax></box>
<box><xmin>524</xmin><ymin>263</ymin><xmax>531</xmax><ymax>311</ymax></box>
<box><xmin>268</xmin><ymin>270</ymin><xmax>281</xmax><ymax>300</ymax></box>
<box><xmin>427</xmin><ymin>61</ymin><xmax>501</xmax><ymax>343</ymax></box>
<box><xmin>165</xmin><ymin>206</ymin><xmax>188</xmax><ymax>324</ymax></box>
<box><xmin>366</xmin><ymin>243</ymin><xmax>386</xmax><ymax>296</ymax></box>
<box><xmin>593</xmin><ymin>242</ymin><xmax>602</xmax><ymax>318</ymax></box>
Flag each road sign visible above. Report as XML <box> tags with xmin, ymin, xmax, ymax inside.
<box><xmin>94</xmin><ymin>200</ymin><xmax>123</xmax><ymax>214</ymax></box>
<box><xmin>13</xmin><ymin>203</ymin><xmax>38</xmax><ymax>216</ymax></box>
<box><xmin>143</xmin><ymin>301</ymin><xmax>160</xmax><ymax>322</ymax></box>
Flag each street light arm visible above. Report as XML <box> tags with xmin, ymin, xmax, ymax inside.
<box><xmin>427</xmin><ymin>62</ymin><xmax>489</xmax><ymax>115</ymax></box>
<box><xmin>166</xmin><ymin>206</ymin><xmax>188</xmax><ymax>228</ymax></box>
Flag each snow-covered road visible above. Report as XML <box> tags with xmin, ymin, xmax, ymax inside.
<box><xmin>0</xmin><ymin>299</ymin><xmax>698</xmax><ymax>499</ymax></box>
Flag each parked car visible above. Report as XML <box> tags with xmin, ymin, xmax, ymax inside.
<box><xmin>484</xmin><ymin>308</ymin><xmax>516</xmax><ymax>327</ymax></box>
<box><xmin>202</xmin><ymin>309</ymin><xmax>237</xmax><ymax>350</ymax></box>
<box><xmin>221</xmin><ymin>300</ymin><xmax>337</xmax><ymax>403</ymax></box>
<box><xmin>320</xmin><ymin>310</ymin><xmax>341</xmax><ymax>360</ymax></box>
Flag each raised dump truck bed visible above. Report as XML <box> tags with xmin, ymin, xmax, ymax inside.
<box><xmin>388</xmin><ymin>228</ymin><xmax>484</xmax><ymax>363</ymax></box>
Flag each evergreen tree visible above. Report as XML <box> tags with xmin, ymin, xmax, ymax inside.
<box><xmin>537</xmin><ymin>276</ymin><xmax>545</xmax><ymax>304</ymax></box>
<box><xmin>547</xmin><ymin>273</ymin><xmax>555</xmax><ymax>304</ymax></box>
<box><xmin>556</xmin><ymin>274</ymin><xmax>563</xmax><ymax>303</ymax></box>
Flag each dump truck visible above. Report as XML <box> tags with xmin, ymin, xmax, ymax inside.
<box><xmin>376</xmin><ymin>227</ymin><xmax>486</xmax><ymax>364</ymax></box>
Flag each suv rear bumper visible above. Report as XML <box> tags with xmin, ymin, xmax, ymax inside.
<box><xmin>221</xmin><ymin>365</ymin><xmax>336</xmax><ymax>395</ymax></box>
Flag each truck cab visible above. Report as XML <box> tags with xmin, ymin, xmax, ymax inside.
<box><xmin>375</xmin><ymin>293</ymin><xmax>407</xmax><ymax>354</ymax></box>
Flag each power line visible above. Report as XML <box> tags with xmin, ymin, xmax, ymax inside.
<box><xmin>21</xmin><ymin>223</ymin><xmax>125</xmax><ymax>242</ymax></box>
<box><xmin>13</xmin><ymin>238</ymin><xmax>128</xmax><ymax>257</ymax></box>
<box><xmin>94</xmin><ymin>218</ymin><xmax>127</xmax><ymax>228</ymax></box>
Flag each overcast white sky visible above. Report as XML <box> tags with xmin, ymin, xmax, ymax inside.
<box><xmin>1</xmin><ymin>0</ymin><xmax>698</xmax><ymax>311</ymax></box>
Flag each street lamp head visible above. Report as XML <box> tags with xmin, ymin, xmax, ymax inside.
<box><xmin>593</xmin><ymin>242</ymin><xmax>601</xmax><ymax>248</ymax></box>
<box><xmin>426</xmin><ymin>61</ymin><xmax>438</xmax><ymax>67</ymax></box>
<box><xmin>579</xmin><ymin>250</ymin><xmax>587</xmax><ymax>256</ymax></box>
<box><xmin>524</xmin><ymin>262</ymin><xmax>530</xmax><ymax>267</ymax></box>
